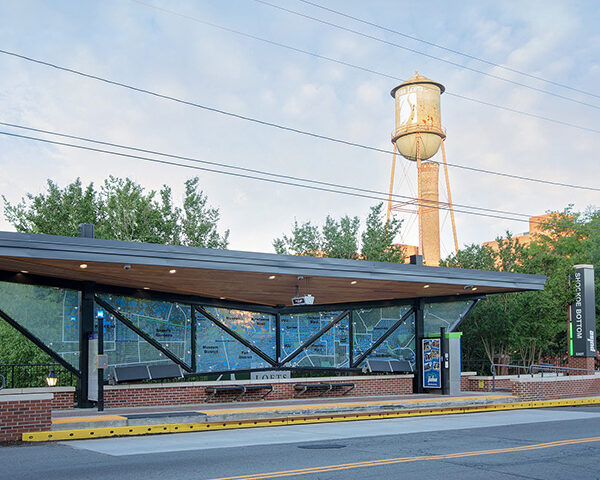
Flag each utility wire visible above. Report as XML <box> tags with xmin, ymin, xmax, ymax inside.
<box><xmin>2</xmin><ymin>48</ymin><xmax>598</xmax><ymax>194</ymax></box>
<box><xmin>1</xmin><ymin>128</ymin><xmax>598</xmax><ymax>234</ymax></box>
<box><xmin>129</xmin><ymin>0</ymin><xmax>600</xmax><ymax>138</ymax></box>
<box><xmin>298</xmin><ymin>0</ymin><xmax>600</xmax><ymax>100</ymax></box>
<box><xmin>0</xmin><ymin>120</ymin><xmax>534</xmax><ymax>219</ymax></box>
<box><xmin>254</xmin><ymin>0</ymin><xmax>600</xmax><ymax>111</ymax></box>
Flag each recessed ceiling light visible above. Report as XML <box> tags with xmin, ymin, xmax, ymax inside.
<box><xmin>471</xmin><ymin>287</ymin><xmax>478</xmax><ymax>291</ymax></box>
<box><xmin>20</xmin><ymin>270</ymin><xmax>29</xmax><ymax>274</ymax></box>
<box><xmin>169</xmin><ymin>269</ymin><xmax>177</xmax><ymax>274</ymax></box>
<box><xmin>350</xmin><ymin>280</ymin><xmax>358</xmax><ymax>285</ymax></box>
<box><xmin>219</xmin><ymin>297</ymin><xmax>226</xmax><ymax>300</ymax></box>
<box><xmin>423</xmin><ymin>284</ymin><xmax>430</xmax><ymax>288</ymax></box>
<box><xmin>79</xmin><ymin>264</ymin><xmax>88</xmax><ymax>269</ymax></box>
<box><xmin>268</xmin><ymin>275</ymin><xmax>276</xmax><ymax>280</ymax></box>
<box><xmin>143</xmin><ymin>287</ymin><xmax>150</xmax><ymax>290</ymax></box>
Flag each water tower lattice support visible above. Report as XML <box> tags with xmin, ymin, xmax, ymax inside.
<box><xmin>441</xmin><ymin>139</ymin><xmax>459</xmax><ymax>254</ymax></box>
<box><xmin>386</xmin><ymin>143</ymin><xmax>398</xmax><ymax>224</ymax></box>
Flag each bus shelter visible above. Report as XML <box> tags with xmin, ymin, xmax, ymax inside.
<box><xmin>0</xmin><ymin>229</ymin><xmax>545</xmax><ymax>406</ymax></box>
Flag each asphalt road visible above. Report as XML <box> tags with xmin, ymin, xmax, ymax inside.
<box><xmin>2</xmin><ymin>406</ymin><xmax>600</xmax><ymax>480</ymax></box>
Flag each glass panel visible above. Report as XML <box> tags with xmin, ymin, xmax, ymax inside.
<box><xmin>0</xmin><ymin>281</ymin><xmax>79</xmax><ymax>367</ymax></box>
<box><xmin>352</xmin><ymin>305</ymin><xmax>415</xmax><ymax>359</ymax></box>
<box><xmin>202</xmin><ymin>307</ymin><xmax>276</xmax><ymax>361</ymax></box>
<box><xmin>95</xmin><ymin>305</ymin><xmax>182</xmax><ymax>379</ymax></box>
<box><xmin>280</xmin><ymin>311</ymin><xmax>348</xmax><ymax>368</ymax></box>
<box><xmin>196</xmin><ymin>309</ymin><xmax>272</xmax><ymax>371</ymax></box>
<box><xmin>423</xmin><ymin>300</ymin><xmax>474</xmax><ymax>337</ymax></box>
<box><xmin>96</xmin><ymin>294</ymin><xmax>192</xmax><ymax>367</ymax></box>
<box><xmin>365</xmin><ymin>314</ymin><xmax>415</xmax><ymax>366</ymax></box>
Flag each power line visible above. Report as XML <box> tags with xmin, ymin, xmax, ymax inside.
<box><xmin>131</xmin><ymin>0</ymin><xmax>600</xmax><ymax>139</ymax></box>
<box><xmin>0</xmin><ymin>120</ymin><xmax>534</xmax><ymax>219</ymax></box>
<box><xmin>298</xmin><ymin>0</ymin><xmax>600</xmax><ymax>100</ymax></box>
<box><xmin>128</xmin><ymin>0</ymin><xmax>600</xmax><ymax>137</ymax></box>
<box><xmin>2</xmin><ymin>48</ymin><xmax>598</xmax><ymax>194</ymax></box>
<box><xmin>1</xmin><ymin>128</ymin><xmax>598</xmax><ymax>234</ymax></box>
<box><xmin>254</xmin><ymin>0</ymin><xmax>600</xmax><ymax>111</ymax></box>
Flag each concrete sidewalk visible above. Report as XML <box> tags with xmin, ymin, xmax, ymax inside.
<box><xmin>51</xmin><ymin>392</ymin><xmax>514</xmax><ymax>430</ymax></box>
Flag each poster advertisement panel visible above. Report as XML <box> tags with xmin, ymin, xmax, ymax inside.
<box><xmin>422</xmin><ymin>338</ymin><xmax>441</xmax><ymax>388</ymax></box>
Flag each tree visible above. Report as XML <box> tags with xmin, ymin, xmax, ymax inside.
<box><xmin>2</xmin><ymin>176</ymin><xmax>229</xmax><ymax>248</ymax></box>
<box><xmin>1</xmin><ymin>176</ymin><xmax>229</xmax><ymax>367</ymax></box>
<box><xmin>273</xmin><ymin>203</ymin><xmax>405</xmax><ymax>263</ymax></box>
<box><xmin>443</xmin><ymin>207</ymin><xmax>600</xmax><ymax>370</ymax></box>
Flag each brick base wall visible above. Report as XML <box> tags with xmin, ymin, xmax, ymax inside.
<box><xmin>567</xmin><ymin>357</ymin><xmax>596</xmax><ymax>374</ymax></box>
<box><xmin>0</xmin><ymin>394</ymin><xmax>52</xmax><ymax>442</ymax></box>
<box><xmin>466</xmin><ymin>376</ymin><xmax>513</xmax><ymax>392</ymax></box>
<box><xmin>512</xmin><ymin>375</ymin><xmax>600</xmax><ymax>401</ymax></box>
<box><xmin>104</xmin><ymin>375</ymin><xmax>414</xmax><ymax>408</ymax></box>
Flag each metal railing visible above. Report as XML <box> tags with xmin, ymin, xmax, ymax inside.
<box><xmin>490</xmin><ymin>363</ymin><xmax>531</xmax><ymax>392</ymax></box>
<box><xmin>490</xmin><ymin>363</ymin><xmax>598</xmax><ymax>392</ymax></box>
<box><xmin>529</xmin><ymin>364</ymin><xmax>598</xmax><ymax>377</ymax></box>
<box><xmin>0</xmin><ymin>373</ymin><xmax>5</xmax><ymax>390</ymax></box>
<box><xmin>0</xmin><ymin>364</ymin><xmax>76</xmax><ymax>389</ymax></box>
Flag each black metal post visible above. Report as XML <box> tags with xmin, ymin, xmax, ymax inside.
<box><xmin>275</xmin><ymin>312</ymin><xmax>281</xmax><ymax>365</ymax></box>
<box><xmin>97</xmin><ymin>311</ymin><xmax>104</xmax><ymax>411</ymax></box>
<box><xmin>191</xmin><ymin>306</ymin><xmax>197</xmax><ymax>372</ymax></box>
<box><xmin>78</xmin><ymin>282</ymin><xmax>95</xmax><ymax>408</ymax></box>
<box><xmin>413</xmin><ymin>298</ymin><xmax>425</xmax><ymax>394</ymax></box>
<box><xmin>348</xmin><ymin>310</ymin><xmax>354</xmax><ymax>368</ymax></box>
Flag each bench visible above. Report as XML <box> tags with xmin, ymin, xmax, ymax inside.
<box><xmin>113</xmin><ymin>363</ymin><xmax>185</xmax><ymax>383</ymax></box>
<box><xmin>366</xmin><ymin>359</ymin><xmax>413</xmax><ymax>374</ymax></box>
<box><xmin>113</xmin><ymin>365</ymin><xmax>150</xmax><ymax>383</ymax></box>
<box><xmin>204</xmin><ymin>384</ymin><xmax>273</xmax><ymax>402</ymax></box>
<box><xmin>293</xmin><ymin>382</ymin><xmax>355</xmax><ymax>398</ymax></box>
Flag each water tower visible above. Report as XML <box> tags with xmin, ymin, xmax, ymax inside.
<box><xmin>387</xmin><ymin>72</ymin><xmax>458</xmax><ymax>266</ymax></box>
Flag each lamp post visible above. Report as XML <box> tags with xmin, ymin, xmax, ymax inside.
<box><xmin>46</xmin><ymin>369</ymin><xmax>58</xmax><ymax>387</ymax></box>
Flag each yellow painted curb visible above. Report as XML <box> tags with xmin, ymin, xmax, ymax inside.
<box><xmin>23</xmin><ymin>397</ymin><xmax>600</xmax><ymax>442</ymax></box>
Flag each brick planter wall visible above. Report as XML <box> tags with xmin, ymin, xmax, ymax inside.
<box><xmin>0</xmin><ymin>393</ymin><xmax>53</xmax><ymax>442</ymax></box>
<box><xmin>512</xmin><ymin>374</ymin><xmax>600</xmax><ymax>401</ymax></box>
<box><xmin>460</xmin><ymin>372</ymin><xmax>476</xmax><ymax>392</ymax></box>
<box><xmin>2</xmin><ymin>387</ymin><xmax>75</xmax><ymax>410</ymax></box>
<box><xmin>466</xmin><ymin>376</ymin><xmax>513</xmax><ymax>392</ymax></box>
<box><xmin>104</xmin><ymin>375</ymin><xmax>414</xmax><ymax>408</ymax></box>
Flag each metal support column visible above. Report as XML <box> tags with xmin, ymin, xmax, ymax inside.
<box><xmin>190</xmin><ymin>306</ymin><xmax>197</xmax><ymax>372</ymax></box>
<box><xmin>348</xmin><ymin>310</ymin><xmax>354</xmax><ymax>368</ymax></box>
<box><xmin>97</xmin><ymin>311</ymin><xmax>104</xmax><ymax>411</ymax></box>
<box><xmin>78</xmin><ymin>281</ymin><xmax>95</xmax><ymax>408</ymax></box>
<box><xmin>413</xmin><ymin>298</ymin><xmax>425</xmax><ymax>394</ymax></box>
<box><xmin>275</xmin><ymin>312</ymin><xmax>281</xmax><ymax>365</ymax></box>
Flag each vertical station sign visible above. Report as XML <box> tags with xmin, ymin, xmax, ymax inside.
<box><xmin>569</xmin><ymin>265</ymin><xmax>596</xmax><ymax>357</ymax></box>
<box><xmin>422</xmin><ymin>338</ymin><xmax>441</xmax><ymax>388</ymax></box>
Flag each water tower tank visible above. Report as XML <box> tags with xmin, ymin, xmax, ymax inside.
<box><xmin>390</xmin><ymin>72</ymin><xmax>445</xmax><ymax>161</ymax></box>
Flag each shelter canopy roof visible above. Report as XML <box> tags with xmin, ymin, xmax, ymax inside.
<box><xmin>0</xmin><ymin>232</ymin><xmax>545</xmax><ymax>307</ymax></box>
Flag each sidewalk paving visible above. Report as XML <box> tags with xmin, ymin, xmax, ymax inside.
<box><xmin>51</xmin><ymin>392</ymin><xmax>515</xmax><ymax>430</ymax></box>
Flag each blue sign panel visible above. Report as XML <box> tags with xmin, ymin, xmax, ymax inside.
<box><xmin>422</xmin><ymin>338</ymin><xmax>441</xmax><ymax>389</ymax></box>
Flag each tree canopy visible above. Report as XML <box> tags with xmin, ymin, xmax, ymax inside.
<box><xmin>443</xmin><ymin>208</ymin><xmax>600</xmax><ymax>370</ymax></box>
<box><xmin>2</xmin><ymin>176</ymin><xmax>229</xmax><ymax>248</ymax></box>
<box><xmin>273</xmin><ymin>203</ymin><xmax>406</xmax><ymax>263</ymax></box>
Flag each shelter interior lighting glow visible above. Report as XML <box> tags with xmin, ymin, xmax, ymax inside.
<box><xmin>79</xmin><ymin>264</ymin><xmax>88</xmax><ymax>269</ymax></box>
<box><xmin>169</xmin><ymin>269</ymin><xmax>177</xmax><ymax>274</ymax></box>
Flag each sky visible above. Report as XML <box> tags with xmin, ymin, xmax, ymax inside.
<box><xmin>0</xmin><ymin>0</ymin><xmax>598</xmax><ymax>256</ymax></box>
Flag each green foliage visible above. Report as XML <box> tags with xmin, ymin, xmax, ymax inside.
<box><xmin>2</xmin><ymin>176</ymin><xmax>229</xmax><ymax>248</ymax></box>
<box><xmin>443</xmin><ymin>207</ymin><xmax>600</xmax><ymax>368</ymax></box>
<box><xmin>273</xmin><ymin>203</ymin><xmax>405</xmax><ymax>263</ymax></box>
